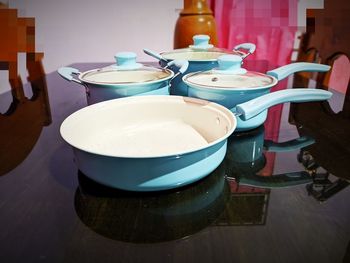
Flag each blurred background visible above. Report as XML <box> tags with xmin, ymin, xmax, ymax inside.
<box><xmin>0</xmin><ymin>0</ymin><xmax>327</xmax><ymax>95</ymax></box>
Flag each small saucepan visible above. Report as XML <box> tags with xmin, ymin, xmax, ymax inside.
<box><xmin>144</xmin><ymin>34</ymin><xmax>256</xmax><ymax>96</ymax></box>
<box><xmin>58</xmin><ymin>52</ymin><xmax>188</xmax><ymax>104</ymax></box>
<box><xmin>183</xmin><ymin>54</ymin><xmax>332</xmax><ymax>131</ymax></box>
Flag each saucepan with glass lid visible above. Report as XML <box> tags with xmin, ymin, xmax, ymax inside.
<box><xmin>183</xmin><ymin>54</ymin><xmax>333</xmax><ymax>131</ymax></box>
<box><xmin>58</xmin><ymin>52</ymin><xmax>189</xmax><ymax>104</ymax></box>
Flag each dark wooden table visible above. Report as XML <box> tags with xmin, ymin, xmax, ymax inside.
<box><xmin>0</xmin><ymin>61</ymin><xmax>349</xmax><ymax>263</ymax></box>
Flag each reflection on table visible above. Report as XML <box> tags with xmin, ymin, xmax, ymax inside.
<box><xmin>75</xmin><ymin>164</ymin><xmax>229</xmax><ymax>243</ymax></box>
<box><xmin>0</xmin><ymin>61</ymin><xmax>349</xmax><ymax>262</ymax></box>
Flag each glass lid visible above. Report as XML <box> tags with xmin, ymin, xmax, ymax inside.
<box><xmin>81</xmin><ymin>52</ymin><xmax>172</xmax><ymax>85</ymax></box>
<box><xmin>161</xmin><ymin>48</ymin><xmax>239</xmax><ymax>61</ymax></box>
<box><xmin>183</xmin><ymin>55</ymin><xmax>277</xmax><ymax>89</ymax></box>
<box><xmin>161</xmin><ymin>35</ymin><xmax>255</xmax><ymax>61</ymax></box>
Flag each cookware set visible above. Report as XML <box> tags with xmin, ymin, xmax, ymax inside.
<box><xmin>58</xmin><ymin>34</ymin><xmax>333</xmax><ymax>191</ymax></box>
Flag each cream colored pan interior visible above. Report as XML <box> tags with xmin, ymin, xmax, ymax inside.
<box><xmin>60</xmin><ymin>96</ymin><xmax>236</xmax><ymax>158</ymax></box>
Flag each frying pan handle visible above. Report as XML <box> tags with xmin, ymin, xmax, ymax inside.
<box><xmin>264</xmin><ymin>136</ymin><xmax>315</xmax><ymax>152</ymax></box>
<box><xmin>57</xmin><ymin>67</ymin><xmax>83</xmax><ymax>85</ymax></box>
<box><xmin>235</xmin><ymin>88</ymin><xmax>332</xmax><ymax>121</ymax></box>
<box><xmin>233</xmin><ymin>43</ymin><xmax>256</xmax><ymax>59</ymax></box>
<box><xmin>267</xmin><ymin>62</ymin><xmax>331</xmax><ymax>81</ymax></box>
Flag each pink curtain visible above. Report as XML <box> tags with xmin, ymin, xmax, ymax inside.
<box><xmin>209</xmin><ymin>0</ymin><xmax>298</xmax><ymax>175</ymax></box>
<box><xmin>209</xmin><ymin>0</ymin><xmax>298</xmax><ymax>66</ymax></box>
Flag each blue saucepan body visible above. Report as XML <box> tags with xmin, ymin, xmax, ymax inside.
<box><xmin>185</xmin><ymin>80</ymin><xmax>274</xmax><ymax>131</ymax></box>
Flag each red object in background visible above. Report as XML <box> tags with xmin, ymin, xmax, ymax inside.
<box><xmin>228</xmin><ymin>180</ymin><xmax>269</xmax><ymax>193</ymax></box>
<box><xmin>209</xmin><ymin>0</ymin><xmax>298</xmax><ymax>139</ymax></box>
<box><xmin>239</xmin><ymin>60</ymin><xmax>288</xmax><ymax>177</ymax></box>
<box><xmin>208</xmin><ymin>1</ymin><xmax>299</xmax><ymax>176</ymax></box>
<box><xmin>209</xmin><ymin>0</ymin><xmax>298</xmax><ymax>67</ymax></box>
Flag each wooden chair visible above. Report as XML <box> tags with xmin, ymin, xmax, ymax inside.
<box><xmin>287</xmin><ymin>0</ymin><xmax>350</xmax><ymax>182</ymax></box>
<box><xmin>0</xmin><ymin>5</ymin><xmax>51</xmax><ymax>176</ymax></box>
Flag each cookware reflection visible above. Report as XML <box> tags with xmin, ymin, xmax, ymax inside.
<box><xmin>290</xmin><ymin>88</ymin><xmax>350</xmax><ymax>181</ymax></box>
<box><xmin>215</xmin><ymin>182</ymin><xmax>270</xmax><ymax>226</ymax></box>
<box><xmin>74</xmin><ymin>163</ymin><xmax>230</xmax><ymax>243</ymax></box>
<box><xmin>225</xmin><ymin>126</ymin><xmax>266</xmax><ymax>173</ymax></box>
<box><xmin>298</xmin><ymin>149</ymin><xmax>350</xmax><ymax>202</ymax></box>
<box><xmin>224</xmin><ymin>126</ymin><xmax>315</xmax><ymax>188</ymax></box>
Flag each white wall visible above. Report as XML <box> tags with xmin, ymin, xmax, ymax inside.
<box><xmin>0</xmin><ymin>0</ymin><xmax>182</xmax><ymax>94</ymax></box>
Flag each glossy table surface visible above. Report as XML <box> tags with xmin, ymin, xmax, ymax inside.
<box><xmin>0</xmin><ymin>61</ymin><xmax>349</xmax><ymax>263</ymax></box>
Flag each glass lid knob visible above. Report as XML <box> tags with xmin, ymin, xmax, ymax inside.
<box><xmin>190</xmin><ymin>34</ymin><xmax>213</xmax><ymax>50</ymax></box>
<box><xmin>214</xmin><ymin>54</ymin><xmax>247</xmax><ymax>74</ymax></box>
<box><xmin>113</xmin><ymin>52</ymin><xmax>142</xmax><ymax>70</ymax></box>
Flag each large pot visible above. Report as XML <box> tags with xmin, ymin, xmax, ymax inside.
<box><xmin>57</xmin><ymin>52</ymin><xmax>188</xmax><ymax>105</ymax></box>
<box><xmin>144</xmin><ymin>34</ymin><xmax>256</xmax><ymax>96</ymax></box>
<box><xmin>183</xmin><ymin>54</ymin><xmax>332</xmax><ymax>131</ymax></box>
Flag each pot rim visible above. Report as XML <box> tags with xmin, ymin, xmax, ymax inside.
<box><xmin>182</xmin><ymin>71</ymin><xmax>278</xmax><ymax>91</ymax></box>
<box><xmin>60</xmin><ymin>95</ymin><xmax>237</xmax><ymax>159</ymax></box>
<box><xmin>160</xmin><ymin>48</ymin><xmax>246</xmax><ymax>63</ymax></box>
<box><xmin>78</xmin><ymin>67</ymin><xmax>175</xmax><ymax>87</ymax></box>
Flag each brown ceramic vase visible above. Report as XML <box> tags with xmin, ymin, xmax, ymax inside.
<box><xmin>174</xmin><ymin>0</ymin><xmax>218</xmax><ymax>49</ymax></box>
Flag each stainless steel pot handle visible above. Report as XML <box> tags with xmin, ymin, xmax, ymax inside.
<box><xmin>143</xmin><ymin>48</ymin><xmax>169</xmax><ymax>63</ymax></box>
<box><xmin>58</xmin><ymin>67</ymin><xmax>83</xmax><ymax>85</ymax></box>
<box><xmin>233</xmin><ymin>43</ymin><xmax>256</xmax><ymax>59</ymax></box>
<box><xmin>165</xmin><ymin>60</ymin><xmax>189</xmax><ymax>81</ymax></box>
<box><xmin>143</xmin><ymin>48</ymin><xmax>189</xmax><ymax>79</ymax></box>
<box><xmin>166</xmin><ymin>60</ymin><xmax>189</xmax><ymax>74</ymax></box>
<box><xmin>168</xmin><ymin>60</ymin><xmax>189</xmax><ymax>81</ymax></box>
